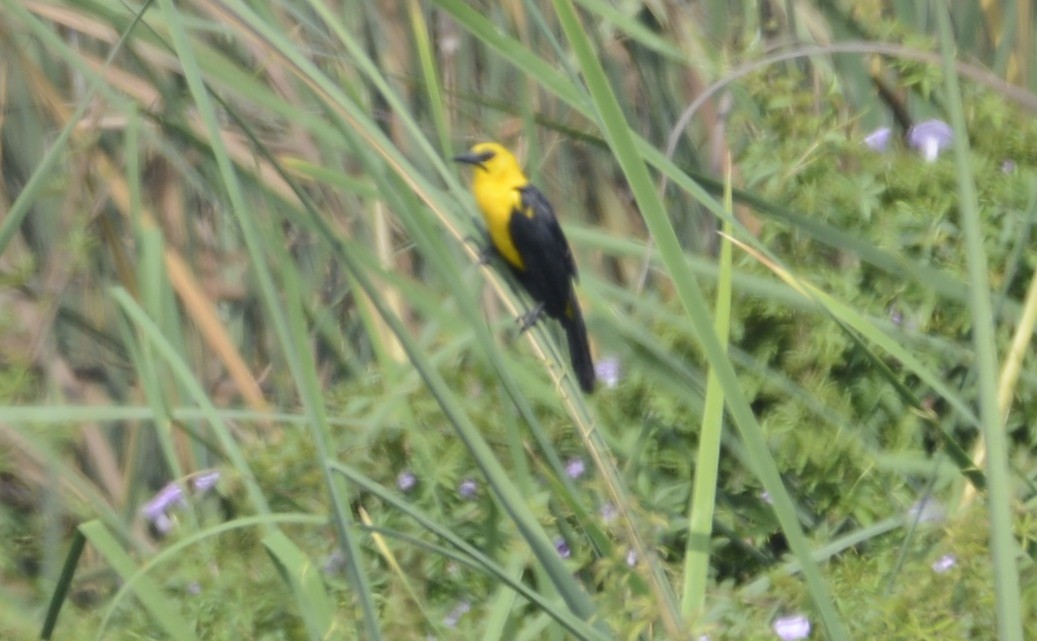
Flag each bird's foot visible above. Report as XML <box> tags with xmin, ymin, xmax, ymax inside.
<box><xmin>477</xmin><ymin>245</ymin><xmax>496</xmax><ymax>266</ymax></box>
<box><xmin>517</xmin><ymin>303</ymin><xmax>545</xmax><ymax>333</ymax></box>
<box><xmin>462</xmin><ymin>232</ymin><xmax>495</xmax><ymax>265</ymax></box>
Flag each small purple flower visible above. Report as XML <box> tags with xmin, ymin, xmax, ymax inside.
<box><xmin>907</xmin><ymin>119</ymin><xmax>953</xmax><ymax>162</ymax></box>
<box><xmin>864</xmin><ymin>126</ymin><xmax>892</xmax><ymax>152</ymax></box>
<box><xmin>142</xmin><ymin>483</ymin><xmax>186</xmax><ymax>517</ymax></box>
<box><xmin>149</xmin><ymin>512</ymin><xmax>175</xmax><ymax>535</ymax></box>
<box><xmin>554</xmin><ymin>537</ymin><xmax>571</xmax><ymax>559</ymax></box>
<box><xmin>443</xmin><ymin>600</ymin><xmax>471</xmax><ymax>628</ymax></box>
<box><xmin>594</xmin><ymin>357</ymin><xmax>621</xmax><ymax>388</ymax></box>
<box><xmin>1002</xmin><ymin>159</ymin><xmax>1016</xmax><ymax>173</ymax></box>
<box><xmin>141</xmin><ymin>482</ymin><xmax>187</xmax><ymax>533</ymax></box>
<box><xmin>932</xmin><ymin>553</ymin><xmax>956</xmax><ymax>573</ymax></box>
<box><xmin>191</xmin><ymin>470</ymin><xmax>221</xmax><ymax>493</ymax></box>
<box><xmin>396</xmin><ymin>470</ymin><xmax>417</xmax><ymax>493</ymax></box>
<box><xmin>600</xmin><ymin>502</ymin><xmax>618</xmax><ymax>523</ymax></box>
<box><xmin>625</xmin><ymin>548</ymin><xmax>638</xmax><ymax>567</ymax></box>
<box><xmin>773</xmin><ymin>614</ymin><xmax>811</xmax><ymax>640</ymax></box>
<box><xmin>760</xmin><ymin>490</ymin><xmax>773</xmax><ymax>505</ymax></box>
<box><xmin>186</xmin><ymin>581</ymin><xmax>202</xmax><ymax>595</ymax></box>
<box><xmin>458</xmin><ymin>478</ymin><xmax>478</xmax><ymax>500</ymax></box>
<box><xmin>565</xmin><ymin>457</ymin><xmax>586</xmax><ymax>480</ymax></box>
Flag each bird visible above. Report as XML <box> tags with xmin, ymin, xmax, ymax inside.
<box><xmin>454</xmin><ymin>142</ymin><xmax>596</xmax><ymax>393</ymax></box>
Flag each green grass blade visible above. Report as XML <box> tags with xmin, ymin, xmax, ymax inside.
<box><xmin>407</xmin><ymin>0</ymin><xmax>452</xmax><ymax>154</ymax></box>
<box><xmin>682</xmin><ymin>178</ymin><xmax>734</xmax><ymax>620</ymax></box>
<box><xmin>39</xmin><ymin>527</ymin><xmax>87</xmax><ymax>640</ymax></box>
<box><xmin>479</xmin><ymin>551</ymin><xmax>529</xmax><ymax>641</ymax></box>
<box><xmin>79</xmin><ymin>520</ymin><xmax>199</xmax><ymax>641</ymax></box>
<box><xmin>263</xmin><ymin>531</ymin><xmax>336</xmax><ymax>641</ymax></box>
<box><xmin>935</xmin><ymin>7</ymin><xmax>1023</xmax><ymax>641</ymax></box>
<box><xmin>102</xmin><ymin>514</ymin><xmax>327</xmax><ymax>608</ymax></box>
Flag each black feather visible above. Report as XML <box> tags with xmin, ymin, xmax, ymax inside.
<box><xmin>500</xmin><ymin>185</ymin><xmax>595</xmax><ymax>393</ymax></box>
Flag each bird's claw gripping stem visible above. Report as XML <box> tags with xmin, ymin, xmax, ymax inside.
<box><xmin>517</xmin><ymin>302</ymin><xmax>545</xmax><ymax>333</ymax></box>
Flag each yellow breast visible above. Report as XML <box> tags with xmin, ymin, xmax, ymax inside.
<box><xmin>472</xmin><ymin>173</ymin><xmax>528</xmax><ymax>270</ymax></box>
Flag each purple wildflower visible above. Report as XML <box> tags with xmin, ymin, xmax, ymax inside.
<box><xmin>554</xmin><ymin>537</ymin><xmax>571</xmax><ymax>559</ymax></box>
<box><xmin>142</xmin><ymin>483</ymin><xmax>185</xmax><ymax>518</ymax></box>
<box><xmin>594</xmin><ymin>357</ymin><xmax>621</xmax><ymax>388</ymax></box>
<box><xmin>458</xmin><ymin>478</ymin><xmax>478</xmax><ymax>500</ymax></box>
<box><xmin>600</xmin><ymin>502</ymin><xmax>618</xmax><ymax>523</ymax></box>
<box><xmin>773</xmin><ymin>614</ymin><xmax>811</xmax><ymax>640</ymax></box>
<box><xmin>396</xmin><ymin>470</ymin><xmax>417</xmax><ymax>493</ymax></box>
<box><xmin>141</xmin><ymin>482</ymin><xmax>187</xmax><ymax>534</ymax></box>
<box><xmin>1002</xmin><ymin>159</ymin><xmax>1016</xmax><ymax>173</ymax></box>
<box><xmin>863</xmin><ymin>127</ymin><xmax>892</xmax><ymax>152</ymax></box>
<box><xmin>565</xmin><ymin>457</ymin><xmax>586</xmax><ymax>480</ymax></box>
<box><xmin>191</xmin><ymin>470</ymin><xmax>221</xmax><ymax>493</ymax></box>
<box><xmin>932</xmin><ymin>554</ymin><xmax>956</xmax><ymax>573</ymax></box>
<box><xmin>149</xmin><ymin>512</ymin><xmax>174</xmax><ymax>535</ymax></box>
<box><xmin>760</xmin><ymin>490</ymin><xmax>773</xmax><ymax>505</ymax></box>
<box><xmin>907</xmin><ymin>119</ymin><xmax>953</xmax><ymax>162</ymax></box>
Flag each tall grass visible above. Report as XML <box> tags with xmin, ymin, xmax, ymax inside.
<box><xmin>1</xmin><ymin>1</ymin><xmax>1035</xmax><ymax>639</ymax></box>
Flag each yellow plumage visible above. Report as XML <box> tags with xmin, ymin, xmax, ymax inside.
<box><xmin>461</xmin><ymin>142</ymin><xmax>531</xmax><ymax>269</ymax></box>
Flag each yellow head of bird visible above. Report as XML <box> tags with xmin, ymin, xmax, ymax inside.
<box><xmin>453</xmin><ymin>142</ymin><xmax>525</xmax><ymax>182</ymax></box>
<box><xmin>453</xmin><ymin>142</ymin><xmax>532</xmax><ymax>268</ymax></box>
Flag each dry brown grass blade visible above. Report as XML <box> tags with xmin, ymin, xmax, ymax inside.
<box><xmin>163</xmin><ymin>250</ymin><xmax>270</xmax><ymax>412</ymax></box>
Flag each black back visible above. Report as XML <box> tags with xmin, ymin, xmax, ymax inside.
<box><xmin>506</xmin><ymin>184</ymin><xmax>578</xmax><ymax>320</ymax></box>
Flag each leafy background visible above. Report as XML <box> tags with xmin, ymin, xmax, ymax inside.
<box><xmin>0</xmin><ymin>1</ymin><xmax>1035</xmax><ymax>640</ymax></box>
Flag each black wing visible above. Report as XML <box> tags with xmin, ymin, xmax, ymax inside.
<box><xmin>507</xmin><ymin>184</ymin><xmax>578</xmax><ymax>319</ymax></box>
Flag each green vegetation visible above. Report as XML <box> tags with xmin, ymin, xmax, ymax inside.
<box><xmin>0</xmin><ymin>1</ymin><xmax>1035</xmax><ymax>639</ymax></box>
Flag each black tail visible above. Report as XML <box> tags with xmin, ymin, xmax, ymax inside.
<box><xmin>562</xmin><ymin>296</ymin><xmax>595</xmax><ymax>394</ymax></box>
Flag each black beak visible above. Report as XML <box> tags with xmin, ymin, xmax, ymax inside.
<box><xmin>452</xmin><ymin>149</ymin><xmax>495</xmax><ymax>169</ymax></box>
